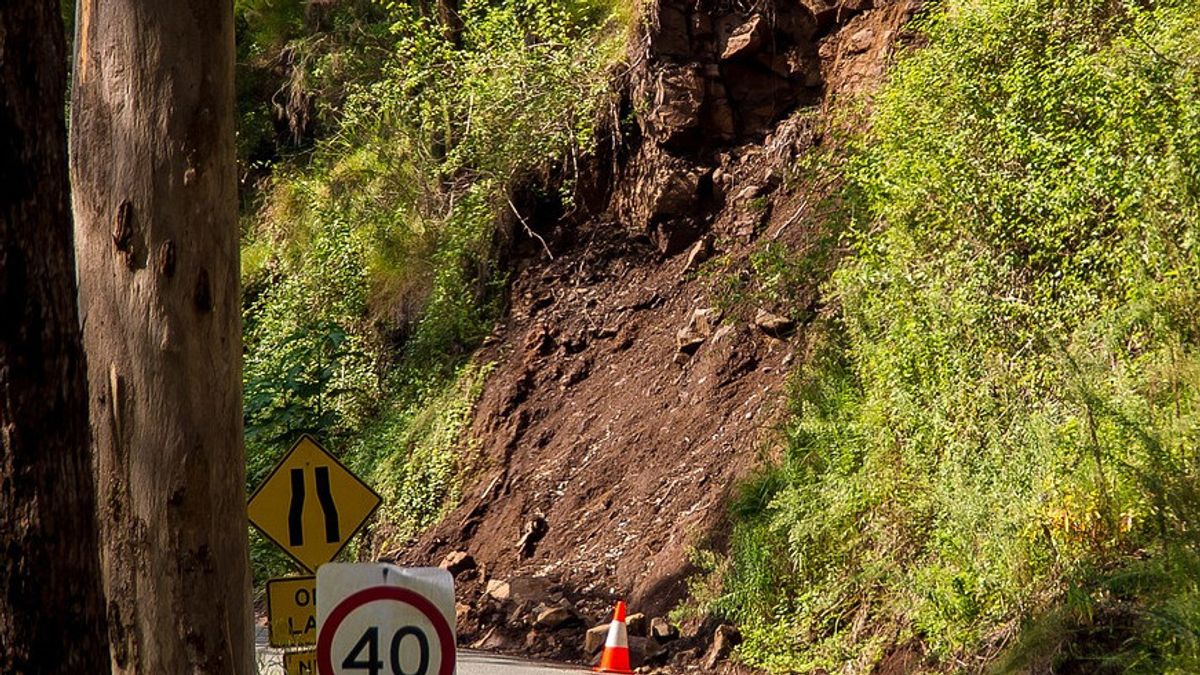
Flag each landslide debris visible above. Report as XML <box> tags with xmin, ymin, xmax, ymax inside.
<box><xmin>384</xmin><ymin>0</ymin><xmax>919</xmax><ymax>669</ymax></box>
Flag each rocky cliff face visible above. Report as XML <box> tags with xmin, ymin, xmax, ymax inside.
<box><xmin>391</xmin><ymin>0</ymin><xmax>918</xmax><ymax>669</ymax></box>
<box><xmin>617</xmin><ymin>0</ymin><xmax>909</xmax><ymax>256</ymax></box>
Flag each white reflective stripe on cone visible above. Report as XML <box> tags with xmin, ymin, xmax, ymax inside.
<box><xmin>605</xmin><ymin>620</ymin><xmax>628</xmax><ymax>648</ymax></box>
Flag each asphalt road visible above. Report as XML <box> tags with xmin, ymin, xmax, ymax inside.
<box><xmin>256</xmin><ymin>645</ymin><xmax>589</xmax><ymax>674</ymax></box>
<box><xmin>455</xmin><ymin>650</ymin><xmax>590</xmax><ymax>674</ymax></box>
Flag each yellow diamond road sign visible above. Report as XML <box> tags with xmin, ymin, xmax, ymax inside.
<box><xmin>248</xmin><ymin>435</ymin><xmax>381</xmax><ymax>573</ymax></box>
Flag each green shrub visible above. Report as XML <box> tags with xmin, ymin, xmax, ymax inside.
<box><xmin>718</xmin><ymin>0</ymin><xmax>1200</xmax><ymax>670</ymax></box>
<box><xmin>241</xmin><ymin>0</ymin><xmax>627</xmax><ymax>585</ymax></box>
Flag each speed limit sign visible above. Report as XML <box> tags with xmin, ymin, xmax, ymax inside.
<box><xmin>317</xmin><ymin>564</ymin><xmax>457</xmax><ymax>675</ymax></box>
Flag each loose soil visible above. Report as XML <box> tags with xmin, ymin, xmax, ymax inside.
<box><xmin>384</xmin><ymin>0</ymin><xmax>920</xmax><ymax>670</ymax></box>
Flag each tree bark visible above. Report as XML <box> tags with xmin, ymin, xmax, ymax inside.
<box><xmin>69</xmin><ymin>0</ymin><xmax>254</xmax><ymax>672</ymax></box>
<box><xmin>0</xmin><ymin>1</ymin><xmax>111</xmax><ymax>672</ymax></box>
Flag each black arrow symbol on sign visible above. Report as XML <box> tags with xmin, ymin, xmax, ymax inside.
<box><xmin>315</xmin><ymin>466</ymin><xmax>340</xmax><ymax>543</ymax></box>
<box><xmin>287</xmin><ymin>466</ymin><xmax>341</xmax><ymax>547</ymax></box>
<box><xmin>288</xmin><ymin>468</ymin><xmax>305</xmax><ymax>546</ymax></box>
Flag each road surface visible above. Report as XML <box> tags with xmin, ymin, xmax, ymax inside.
<box><xmin>257</xmin><ymin>643</ymin><xmax>589</xmax><ymax>674</ymax></box>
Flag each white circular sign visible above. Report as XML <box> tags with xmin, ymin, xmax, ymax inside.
<box><xmin>317</xmin><ymin>566</ymin><xmax>456</xmax><ymax>675</ymax></box>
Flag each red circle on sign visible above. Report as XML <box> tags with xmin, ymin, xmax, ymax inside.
<box><xmin>317</xmin><ymin>586</ymin><xmax>456</xmax><ymax>675</ymax></box>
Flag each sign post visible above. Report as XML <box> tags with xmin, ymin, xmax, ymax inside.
<box><xmin>316</xmin><ymin>564</ymin><xmax>456</xmax><ymax>675</ymax></box>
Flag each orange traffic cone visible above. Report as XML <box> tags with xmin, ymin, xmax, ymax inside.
<box><xmin>596</xmin><ymin>600</ymin><xmax>634</xmax><ymax>674</ymax></box>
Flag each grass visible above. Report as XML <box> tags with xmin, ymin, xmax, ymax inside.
<box><xmin>711</xmin><ymin>0</ymin><xmax>1200</xmax><ymax>670</ymax></box>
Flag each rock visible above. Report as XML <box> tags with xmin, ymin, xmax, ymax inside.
<box><xmin>754</xmin><ymin>308</ymin><xmax>795</xmax><ymax>335</ymax></box>
<box><xmin>676</xmin><ymin>308</ymin><xmax>722</xmax><ymax>354</ymax></box>
<box><xmin>734</xmin><ymin>184</ymin><xmax>764</xmax><ymax>203</ymax></box>
<box><xmin>710</xmin><ymin>323</ymin><xmax>736</xmax><ymax>346</ymax></box>
<box><xmin>455</xmin><ymin>602</ymin><xmax>472</xmax><ymax>626</ymax></box>
<box><xmin>626</xmin><ymin>612</ymin><xmax>647</xmax><ymax>637</ymax></box>
<box><xmin>535</xmin><ymin>605</ymin><xmax>581</xmax><ymax>630</ymax></box>
<box><xmin>650</xmin><ymin>4</ymin><xmax>691</xmax><ymax>57</ymax></box>
<box><xmin>616</xmin><ymin>144</ymin><xmax>709</xmax><ymax>255</ymax></box>
<box><xmin>682</xmin><ymin>236</ymin><xmax>713</xmax><ymax>274</ymax></box>
<box><xmin>486</xmin><ymin>575</ymin><xmax>552</xmax><ymax>604</ymax></box>
<box><xmin>707</xmin><ymin>98</ymin><xmax>736</xmax><ymax>139</ymax></box>
<box><xmin>485</xmin><ymin>579</ymin><xmax>512</xmax><ymax>601</ymax></box>
<box><xmin>650</xmin><ymin>166</ymin><xmax>703</xmax><ymax>220</ymax></box>
<box><xmin>508</xmin><ymin>600</ymin><xmax>534</xmax><ymax>626</ymax></box>
<box><xmin>734</xmin><ymin>206</ymin><xmax>770</xmax><ymax>239</ymax></box>
<box><xmin>704</xmin><ymin>624</ymin><xmax>742</xmax><ymax>669</ymax></box>
<box><xmin>722</xmin><ymin>15</ymin><xmax>766</xmax><ymax>61</ymax></box>
<box><xmin>846</xmin><ymin>27</ymin><xmax>875</xmax><ymax>54</ymax></box>
<box><xmin>643</xmin><ymin>64</ymin><xmax>706</xmax><ymax>146</ymax></box>
<box><xmin>516</xmin><ymin>514</ymin><xmax>549</xmax><ymax>559</ymax></box>
<box><xmin>471</xmin><ymin>626</ymin><xmax>506</xmax><ymax>650</ymax></box>
<box><xmin>438</xmin><ymin>550</ymin><xmax>476</xmax><ymax>576</ymax></box>
<box><xmin>630</xmin><ymin>636</ymin><xmax>667</xmax><ymax>666</ymax></box>
<box><xmin>585</xmin><ymin>623</ymin><xmax>610</xmax><ymax>653</ymax></box>
<box><xmin>784</xmin><ymin>47</ymin><xmax>823</xmax><ymax>86</ymax></box>
<box><xmin>650</xmin><ymin>617</ymin><xmax>679</xmax><ymax>642</ymax></box>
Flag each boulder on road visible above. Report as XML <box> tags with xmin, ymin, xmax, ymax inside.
<box><xmin>585</xmin><ymin>623</ymin><xmax>610</xmax><ymax>654</ymax></box>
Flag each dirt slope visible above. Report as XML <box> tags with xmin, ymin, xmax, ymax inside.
<box><xmin>390</xmin><ymin>0</ymin><xmax>918</xmax><ymax>667</ymax></box>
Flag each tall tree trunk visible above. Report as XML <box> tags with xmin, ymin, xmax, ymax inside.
<box><xmin>69</xmin><ymin>0</ymin><xmax>254</xmax><ymax>672</ymax></box>
<box><xmin>0</xmin><ymin>1</ymin><xmax>111</xmax><ymax>672</ymax></box>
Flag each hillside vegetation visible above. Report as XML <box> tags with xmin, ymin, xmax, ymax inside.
<box><xmin>236</xmin><ymin>0</ymin><xmax>626</xmax><ymax>580</ymax></box>
<box><xmin>713</xmin><ymin>0</ymin><xmax>1200</xmax><ymax>671</ymax></box>
<box><xmin>234</xmin><ymin>0</ymin><xmax>1200</xmax><ymax>671</ymax></box>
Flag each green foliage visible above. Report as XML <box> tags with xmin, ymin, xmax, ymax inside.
<box><xmin>344</xmin><ymin>360</ymin><xmax>495</xmax><ymax>546</ymax></box>
<box><xmin>717</xmin><ymin>0</ymin><xmax>1200</xmax><ymax>670</ymax></box>
<box><xmin>240</xmin><ymin>0</ymin><xmax>626</xmax><ymax>585</ymax></box>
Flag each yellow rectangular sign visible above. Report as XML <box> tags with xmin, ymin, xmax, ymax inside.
<box><xmin>266</xmin><ymin>576</ymin><xmax>316</xmax><ymax>648</ymax></box>
<box><xmin>247</xmin><ymin>435</ymin><xmax>382</xmax><ymax>573</ymax></box>
<box><xmin>284</xmin><ymin>649</ymin><xmax>317</xmax><ymax>675</ymax></box>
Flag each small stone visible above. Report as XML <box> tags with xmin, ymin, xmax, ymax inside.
<box><xmin>677</xmin><ymin>308</ymin><xmax>723</xmax><ymax>354</ymax></box>
<box><xmin>438</xmin><ymin>551</ymin><xmax>476</xmax><ymax>576</ymax></box>
<box><xmin>455</xmin><ymin>602</ymin><xmax>471</xmax><ymax>625</ymax></box>
<box><xmin>682</xmin><ymin>236</ymin><xmax>714</xmax><ymax>274</ymax></box>
<box><xmin>722</xmin><ymin>15</ymin><xmax>766</xmax><ymax>60</ymax></box>
<box><xmin>516</xmin><ymin>515</ymin><xmax>549</xmax><ymax>559</ymax></box>
<box><xmin>585</xmin><ymin>623</ymin><xmax>610</xmax><ymax>653</ymax></box>
<box><xmin>704</xmin><ymin>624</ymin><xmax>742</xmax><ymax>669</ymax></box>
<box><xmin>734</xmin><ymin>184</ymin><xmax>764</xmax><ymax>203</ymax></box>
<box><xmin>846</xmin><ymin>27</ymin><xmax>875</xmax><ymax>54</ymax></box>
<box><xmin>754</xmin><ymin>308</ymin><xmax>795</xmax><ymax>335</ymax></box>
<box><xmin>650</xmin><ymin>616</ymin><xmax>679</xmax><ymax>642</ymax></box>
<box><xmin>510</xmin><ymin>600</ymin><xmax>535</xmax><ymax>627</ymax></box>
<box><xmin>471</xmin><ymin>626</ymin><xmax>505</xmax><ymax>650</ymax></box>
<box><xmin>486</xmin><ymin>579</ymin><xmax>511</xmax><ymax>601</ymax></box>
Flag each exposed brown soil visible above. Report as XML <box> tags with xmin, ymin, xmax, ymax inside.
<box><xmin>384</xmin><ymin>0</ymin><xmax>920</xmax><ymax>670</ymax></box>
